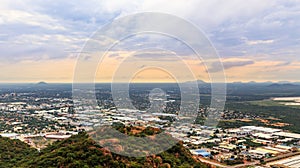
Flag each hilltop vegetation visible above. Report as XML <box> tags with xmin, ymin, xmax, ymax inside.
<box><xmin>0</xmin><ymin>136</ymin><xmax>37</xmax><ymax>168</ymax></box>
<box><xmin>0</xmin><ymin>128</ymin><xmax>207</xmax><ymax>168</ymax></box>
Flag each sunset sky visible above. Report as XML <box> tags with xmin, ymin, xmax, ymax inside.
<box><xmin>1</xmin><ymin>0</ymin><xmax>300</xmax><ymax>83</ymax></box>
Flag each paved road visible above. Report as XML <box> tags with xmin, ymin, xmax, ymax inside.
<box><xmin>230</xmin><ymin>161</ymin><xmax>260</xmax><ymax>168</ymax></box>
<box><xmin>198</xmin><ymin>158</ymin><xmax>259</xmax><ymax>168</ymax></box>
<box><xmin>198</xmin><ymin>158</ymin><xmax>227</xmax><ymax>168</ymax></box>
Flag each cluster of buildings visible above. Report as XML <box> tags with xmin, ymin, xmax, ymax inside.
<box><xmin>175</xmin><ymin>125</ymin><xmax>300</xmax><ymax>167</ymax></box>
<box><xmin>0</xmin><ymin>100</ymin><xmax>75</xmax><ymax>133</ymax></box>
<box><xmin>0</xmin><ymin>131</ymin><xmax>77</xmax><ymax>149</ymax></box>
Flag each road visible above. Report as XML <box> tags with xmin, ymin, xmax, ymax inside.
<box><xmin>198</xmin><ymin>158</ymin><xmax>227</xmax><ymax>168</ymax></box>
<box><xmin>198</xmin><ymin>158</ymin><xmax>259</xmax><ymax>168</ymax></box>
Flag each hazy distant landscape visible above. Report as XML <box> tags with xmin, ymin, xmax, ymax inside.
<box><xmin>1</xmin><ymin>82</ymin><xmax>300</xmax><ymax>133</ymax></box>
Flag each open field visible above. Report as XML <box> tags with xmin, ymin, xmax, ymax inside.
<box><xmin>224</xmin><ymin>101</ymin><xmax>300</xmax><ymax>133</ymax></box>
<box><xmin>249</xmin><ymin>99</ymin><xmax>300</xmax><ymax>109</ymax></box>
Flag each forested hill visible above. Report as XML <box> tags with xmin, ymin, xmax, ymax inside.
<box><xmin>1</xmin><ymin>131</ymin><xmax>207</xmax><ymax>168</ymax></box>
<box><xmin>0</xmin><ymin>136</ymin><xmax>37</xmax><ymax>168</ymax></box>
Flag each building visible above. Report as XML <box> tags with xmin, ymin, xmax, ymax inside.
<box><xmin>190</xmin><ymin>149</ymin><xmax>211</xmax><ymax>157</ymax></box>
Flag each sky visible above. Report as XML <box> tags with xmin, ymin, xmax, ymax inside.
<box><xmin>0</xmin><ymin>0</ymin><xmax>300</xmax><ymax>83</ymax></box>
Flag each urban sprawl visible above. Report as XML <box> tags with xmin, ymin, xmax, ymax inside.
<box><xmin>1</xmin><ymin>89</ymin><xmax>300</xmax><ymax>168</ymax></box>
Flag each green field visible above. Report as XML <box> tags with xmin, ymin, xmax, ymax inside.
<box><xmin>224</xmin><ymin>100</ymin><xmax>300</xmax><ymax>133</ymax></box>
<box><xmin>249</xmin><ymin>99</ymin><xmax>300</xmax><ymax>109</ymax></box>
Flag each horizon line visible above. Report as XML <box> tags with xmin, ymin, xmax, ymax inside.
<box><xmin>0</xmin><ymin>81</ymin><xmax>300</xmax><ymax>84</ymax></box>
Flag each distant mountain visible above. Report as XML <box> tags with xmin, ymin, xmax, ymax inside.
<box><xmin>196</xmin><ymin>80</ymin><xmax>206</xmax><ymax>84</ymax></box>
<box><xmin>261</xmin><ymin>81</ymin><xmax>273</xmax><ymax>84</ymax></box>
<box><xmin>247</xmin><ymin>81</ymin><xmax>257</xmax><ymax>84</ymax></box>
<box><xmin>184</xmin><ymin>80</ymin><xmax>207</xmax><ymax>84</ymax></box>
<box><xmin>36</xmin><ymin>81</ymin><xmax>48</xmax><ymax>85</ymax></box>
<box><xmin>232</xmin><ymin>81</ymin><xmax>243</xmax><ymax>84</ymax></box>
<box><xmin>278</xmin><ymin>81</ymin><xmax>291</xmax><ymax>84</ymax></box>
<box><xmin>267</xmin><ymin>83</ymin><xmax>298</xmax><ymax>87</ymax></box>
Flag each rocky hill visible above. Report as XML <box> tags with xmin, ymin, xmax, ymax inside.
<box><xmin>1</xmin><ymin>127</ymin><xmax>208</xmax><ymax>168</ymax></box>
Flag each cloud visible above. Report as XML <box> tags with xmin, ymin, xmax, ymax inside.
<box><xmin>1</xmin><ymin>0</ymin><xmax>300</xmax><ymax>82</ymax></box>
<box><xmin>132</xmin><ymin>51</ymin><xmax>178</xmax><ymax>61</ymax></box>
<box><xmin>224</xmin><ymin>60</ymin><xmax>255</xmax><ymax>69</ymax></box>
<box><xmin>246</xmin><ymin>39</ymin><xmax>275</xmax><ymax>45</ymax></box>
<box><xmin>0</xmin><ymin>9</ymin><xmax>66</xmax><ymax>31</ymax></box>
<box><xmin>209</xmin><ymin>60</ymin><xmax>255</xmax><ymax>72</ymax></box>
<box><xmin>2</xmin><ymin>0</ymin><xmax>300</xmax><ymax>61</ymax></box>
<box><xmin>275</xmin><ymin>61</ymin><xmax>291</xmax><ymax>67</ymax></box>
